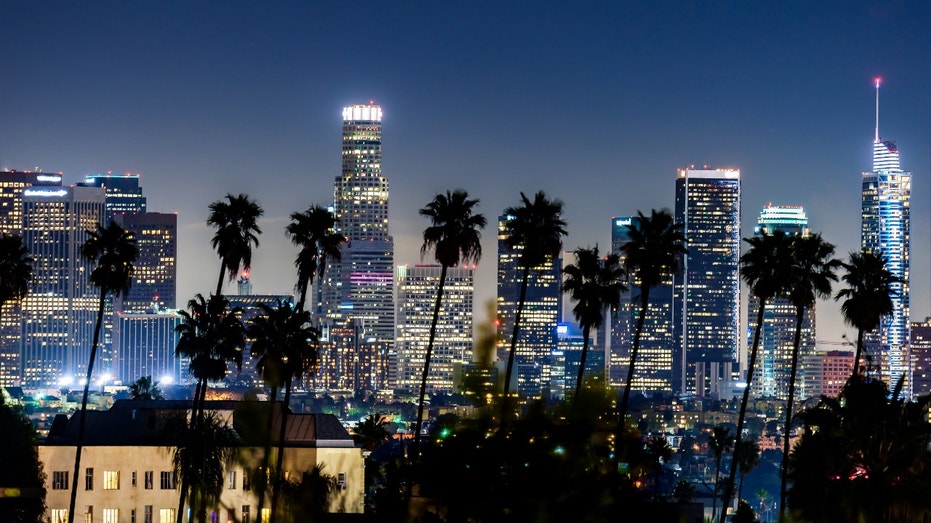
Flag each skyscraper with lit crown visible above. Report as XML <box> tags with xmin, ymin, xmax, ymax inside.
<box><xmin>673</xmin><ymin>167</ymin><xmax>741</xmax><ymax>399</ymax></box>
<box><xmin>314</xmin><ymin>103</ymin><xmax>394</xmax><ymax>393</ymax></box>
<box><xmin>748</xmin><ymin>205</ymin><xmax>815</xmax><ymax>399</ymax></box>
<box><xmin>861</xmin><ymin>79</ymin><xmax>911</xmax><ymax>392</ymax></box>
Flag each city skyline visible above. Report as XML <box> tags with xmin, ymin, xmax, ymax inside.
<box><xmin>1</xmin><ymin>2</ymin><xmax>928</xmax><ymax>348</ymax></box>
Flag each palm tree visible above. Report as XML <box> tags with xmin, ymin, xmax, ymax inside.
<box><xmin>616</xmin><ymin>210</ymin><xmax>685</xmax><ymax>434</ymax></box>
<box><xmin>208</xmin><ymin>193</ymin><xmax>264</xmax><ymax>296</ymax></box>
<box><xmin>720</xmin><ymin>230</ymin><xmax>792</xmax><ymax>522</ymax></box>
<box><xmin>500</xmin><ymin>191</ymin><xmax>567</xmax><ymax>426</ymax></box>
<box><xmin>128</xmin><ymin>375</ymin><xmax>163</xmax><ymax>400</ymax></box>
<box><xmin>708</xmin><ymin>424</ymin><xmax>734</xmax><ymax>521</ymax></box>
<box><xmin>644</xmin><ymin>435</ymin><xmax>672</xmax><ymax>500</ymax></box>
<box><xmin>285</xmin><ymin>205</ymin><xmax>345</xmax><ymax>312</ymax></box>
<box><xmin>835</xmin><ymin>250</ymin><xmax>899</xmax><ymax>379</ymax></box>
<box><xmin>561</xmin><ymin>246</ymin><xmax>626</xmax><ymax>406</ymax></box>
<box><xmin>247</xmin><ymin>300</ymin><xmax>319</xmax><ymax>523</ymax></box>
<box><xmin>779</xmin><ymin>233</ymin><xmax>839</xmax><ymax>520</ymax></box>
<box><xmin>734</xmin><ymin>438</ymin><xmax>760</xmax><ymax>503</ymax></box>
<box><xmin>170</xmin><ymin>411</ymin><xmax>238</xmax><ymax>523</ymax></box>
<box><xmin>174</xmin><ymin>293</ymin><xmax>245</xmax><ymax>523</ymax></box>
<box><xmin>413</xmin><ymin>190</ymin><xmax>486</xmax><ymax>453</ymax></box>
<box><xmin>0</xmin><ymin>233</ymin><xmax>33</xmax><ymax>319</ymax></box>
<box><xmin>353</xmin><ymin>414</ymin><xmax>391</xmax><ymax>453</ymax></box>
<box><xmin>67</xmin><ymin>222</ymin><xmax>137</xmax><ymax>523</ymax></box>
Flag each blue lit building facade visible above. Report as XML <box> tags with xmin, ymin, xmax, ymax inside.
<box><xmin>747</xmin><ymin>205</ymin><xmax>815</xmax><ymax>399</ymax></box>
<box><xmin>84</xmin><ymin>173</ymin><xmax>147</xmax><ymax>223</ymax></box>
<box><xmin>609</xmin><ymin>216</ymin><xmax>674</xmax><ymax>394</ymax></box>
<box><xmin>861</xmin><ymin>86</ymin><xmax>911</xmax><ymax>392</ymax></box>
<box><xmin>673</xmin><ymin>168</ymin><xmax>741</xmax><ymax>399</ymax></box>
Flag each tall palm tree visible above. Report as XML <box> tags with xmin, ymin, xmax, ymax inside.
<box><xmin>247</xmin><ymin>300</ymin><xmax>319</xmax><ymax>523</ymax></box>
<box><xmin>734</xmin><ymin>438</ymin><xmax>760</xmax><ymax>503</ymax></box>
<box><xmin>779</xmin><ymin>233</ymin><xmax>839</xmax><ymax>520</ymax></box>
<box><xmin>0</xmin><ymin>233</ymin><xmax>33</xmax><ymax>320</ymax></box>
<box><xmin>174</xmin><ymin>293</ymin><xmax>245</xmax><ymax>523</ymax></box>
<box><xmin>561</xmin><ymin>246</ymin><xmax>626</xmax><ymax>406</ymax></box>
<box><xmin>835</xmin><ymin>250</ymin><xmax>899</xmax><ymax>379</ymax></box>
<box><xmin>68</xmin><ymin>222</ymin><xmax>137</xmax><ymax>523</ymax></box>
<box><xmin>616</xmin><ymin>210</ymin><xmax>685</xmax><ymax>433</ymax></box>
<box><xmin>208</xmin><ymin>193</ymin><xmax>264</xmax><ymax>296</ymax></box>
<box><xmin>720</xmin><ymin>230</ymin><xmax>792</xmax><ymax>522</ymax></box>
<box><xmin>413</xmin><ymin>190</ymin><xmax>486</xmax><ymax>453</ymax></box>
<box><xmin>170</xmin><ymin>411</ymin><xmax>238</xmax><ymax>523</ymax></box>
<box><xmin>285</xmin><ymin>205</ymin><xmax>345</xmax><ymax>312</ymax></box>
<box><xmin>500</xmin><ymin>191</ymin><xmax>567</xmax><ymax>426</ymax></box>
<box><xmin>708</xmin><ymin>424</ymin><xmax>734</xmax><ymax>521</ymax></box>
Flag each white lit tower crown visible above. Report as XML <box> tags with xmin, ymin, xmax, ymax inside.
<box><xmin>861</xmin><ymin>78</ymin><xmax>911</xmax><ymax>392</ymax></box>
<box><xmin>314</xmin><ymin>103</ymin><xmax>394</xmax><ymax>393</ymax></box>
<box><xmin>748</xmin><ymin>205</ymin><xmax>815</xmax><ymax>399</ymax></box>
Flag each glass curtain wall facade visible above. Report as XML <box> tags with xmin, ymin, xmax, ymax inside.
<box><xmin>673</xmin><ymin>168</ymin><xmax>740</xmax><ymax>399</ymax></box>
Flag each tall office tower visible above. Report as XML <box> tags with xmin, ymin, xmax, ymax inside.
<box><xmin>84</xmin><ymin>173</ymin><xmax>147</xmax><ymax>223</ymax></box>
<box><xmin>394</xmin><ymin>265</ymin><xmax>474</xmax><ymax>395</ymax></box>
<box><xmin>0</xmin><ymin>171</ymin><xmax>63</xmax><ymax>386</ymax></box>
<box><xmin>315</xmin><ymin>104</ymin><xmax>394</xmax><ymax>393</ymax></box>
<box><xmin>910</xmin><ymin>318</ymin><xmax>931</xmax><ymax>396</ymax></box>
<box><xmin>747</xmin><ymin>205</ymin><xmax>815</xmax><ymax>399</ymax></box>
<box><xmin>114</xmin><ymin>212</ymin><xmax>177</xmax><ymax>313</ymax></box>
<box><xmin>22</xmin><ymin>185</ymin><xmax>106</xmax><ymax>389</ymax></box>
<box><xmin>673</xmin><ymin>167</ymin><xmax>741</xmax><ymax>398</ymax></box>
<box><xmin>606</xmin><ymin>218</ymin><xmax>634</xmax><ymax>388</ymax></box>
<box><xmin>555</xmin><ymin>322</ymin><xmax>604</xmax><ymax>399</ymax></box>
<box><xmin>609</xmin><ymin>215</ymin><xmax>674</xmax><ymax>394</ymax></box>
<box><xmin>496</xmin><ymin>214</ymin><xmax>562</xmax><ymax>398</ymax></box>
<box><xmin>861</xmin><ymin>80</ymin><xmax>911</xmax><ymax>392</ymax></box>
<box><xmin>113</xmin><ymin>310</ymin><xmax>183</xmax><ymax>385</ymax></box>
<box><xmin>802</xmin><ymin>350</ymin><xmax>854</xmax><ymax>400</ymax></box>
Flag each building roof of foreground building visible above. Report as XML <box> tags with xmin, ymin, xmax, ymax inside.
<box><xmin>44</xmin><ymin>400</ymin><xmax>355</xmax><ymax>448</ymax></box>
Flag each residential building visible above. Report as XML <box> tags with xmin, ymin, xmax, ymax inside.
<box><xmin>861</xmin><ymin>80</ymin><xmax>911</xmax><ymax>394</ymax></box>
<box><xmin>496</xmin><ymin>214</ymin><xmax>562</xmax><ymax>398</ymax></box>
<box><xmin>673</xmin><ymin>167</ymin><xmax>741</xmax><ymax>398</ymax></box>
<box><xmin>40</xmin><ymin>400</ymin><xmax>364</xmax><ymax>522</ymax></box>
<box><xmin>394</xmin><ymin>264</ymin><xmax>474</xmax><ymax>395</ymax></box>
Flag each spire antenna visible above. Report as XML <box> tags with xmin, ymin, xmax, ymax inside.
<box><xmin>874</xmin><ymin>77</ymin><xmax>882</xmax><ymax>142</ymax></box>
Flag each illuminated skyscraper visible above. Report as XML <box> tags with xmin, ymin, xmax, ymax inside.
<box><xmin>861</xmin><ymin>79</ymin><xmax>911</xmax><ymax>392</ymax></box>
<box><xmin>84</xmin><ymin>173</ymin><xmax>146</xmax><ymax>223</ymax></box>
<box><xmin>0</xmin><ymin>170</ymin><xmax>63</xmax><ymax>386</ymax></box>
<box><xmin>496</xmin><ymin>214</ymin><xmax>562</xmax><ymax>398</ymax></box>
<box><xmin>21</xmin><ymin>185</ymin><xmax>106</xmax><ymax>388</ymax></box>
<box><xmin>673</xmin><ymin>167</ymin><xmax>740</xmax><ymax>398</ymax></box>
<box><xmin>609</xmin><ymin>216</ymin><xmax>674</xmax><ymax>393</ymax></box>
<box><xmin>113</xmin><ymin>310</ymin><xmax>183</xmax><ymax>385</ymax></box>
<box><xmin>394</xmin><ymin>265</ymin><xmax>474</xmax><ymax>394</ymax></box>
<box><xmin>747</xmin><ymin>205</ymin><xmax>814</xmax><ymax>399</ymax></box>
<box><xmin>315</xmin><ymin>103</ymin><xmax>394</xmax><ymax>393</ymax></box>
<box><xmin>114</xmin><ymin>212</ymin><xmax>177</xmax><ymax>313</ymax></box>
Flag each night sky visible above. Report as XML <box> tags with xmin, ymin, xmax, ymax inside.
<box><xmin>1</xmin><ymin>1</ymin><xmax>928</xmax><ymax>348</ymax></box>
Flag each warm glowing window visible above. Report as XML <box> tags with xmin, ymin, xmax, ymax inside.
<box><xmin>102</xmin><ymin>508</ymin><xmax>118</xmax><ymax>523</ymax></box>
<box><xmin>158</xmin><ymin>509</ymin><xmax>175</xmax><ymax>523</ymax></box>
<box><xmin>103</xmin><ymin>470</ymin><xmax>119</xmax><ymax>490</ymax></box>
<box><xmin>50</xmin><ymin>509</ymin><xmax>67</xmax><ymax>523</ymax></box>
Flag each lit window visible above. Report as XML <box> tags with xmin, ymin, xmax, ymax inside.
<box><xmin>103</xmin><ymin>470</ymin><xmax>119</xmax><ymax>490</ymax></box>
<box><xmin>158</xmin><ymin>508</ymin><xmax>175</xmax><ymax>523</ymax></box>
<box><xmin>103</xmin><ymin>508</ymin><xmax>118</xmax><ymax>523</ymax></box>
<box><xmin>261</xmin><ymin>508</ymin><xmax>270</xmax><ymax>523</ymax></box>
<box><xmin>84</xmin><ymin>506</ymin><xmax>93</xmax><ymax>523</ymax></box>
<box><xmin>227</xmin><ymin>470</ymin><xmax>236</xmax><ymax>489</ymax></box>
<box><xmin>50</xmin><ymin>509</ymin><xmax>67</xmax><ymax>523</ymax></box>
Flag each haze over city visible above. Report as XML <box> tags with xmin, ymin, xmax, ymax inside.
<box><xmin>1</xmin><ymin>0</ymin><xmax>928</xmax><ymax>347</ymax></box>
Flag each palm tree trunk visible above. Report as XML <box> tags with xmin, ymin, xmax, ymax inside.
<box><xmin>572</xmin><ymin>324</ymin><xmax>591</xmax><ymax>408</ymax></box>
<box><xmin>617</xmin><ymin>286</ymin><xmax>651</xmax><ymax>449</ymax></box>
<box><xmin>216</xmin><ymin>265</ymin><xmax>225</xmax><ymax>297</ymax></box>
<box><xmin>257</xmin><ymin>387</ymin><xmax>278</xmax><ymax>521</ymax></box>
<box><xmin>852</xmin><ymin>328</ymin><xmax>865</xmax><ymax>379</ymax></box>
<box><xmin>720</xmin><ymin>298</ymin><xmax>767</xmax><ymax>523</ymax></box>
<box><xmin>271</xmin><ymin>382</ymin><xmax>293</xmax><ymax>523</ymax></box>
<box><xmin>779</xmin><ymin>307</ymin><xmax>805</xmax><ymax>521</ymax></box>
<box><xmin>501</xmin><ymin>265</ymin><xmax>530</xmax><ymax>430</ymax></box>
<box><xmin>712</xmin><ymin>456</ymin><xmax>722</xmax><ymax>521</ymax></box>
<box><xmin>67</xmin><ymin>288</ymin><xmax>106</xmax><ymax>523</ymax></box>
<box><xmin>176</xmin><ymin>379</ymin><xmax>204</xmax><ymax>523</ymax></box>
